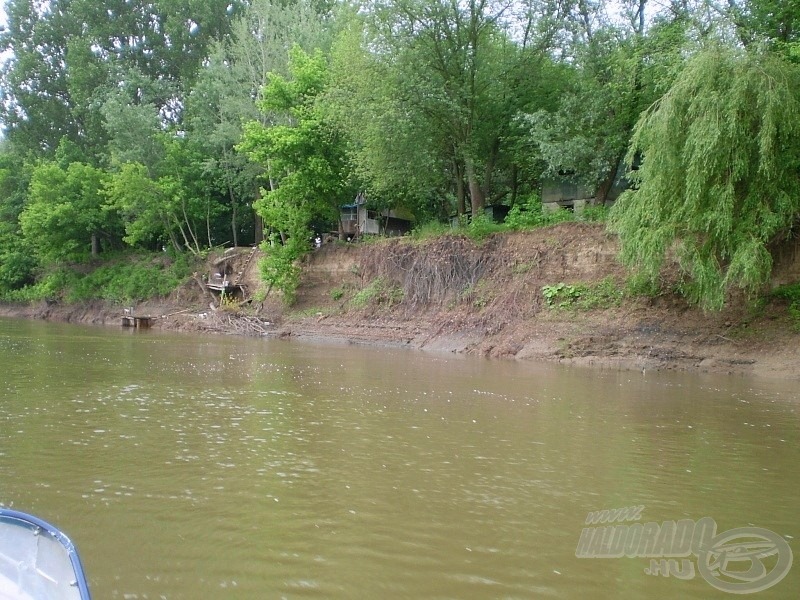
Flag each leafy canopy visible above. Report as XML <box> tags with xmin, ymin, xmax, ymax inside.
<box><xmin>610</xmin><ymin>45</ymin><xmax>800</xmax><ymax>308</ymax></box>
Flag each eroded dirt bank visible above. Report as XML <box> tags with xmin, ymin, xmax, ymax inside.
<box><xmin>3</xmin><ymin>223</ymin><xmax>799</xmax><ymax>379</ymax></box>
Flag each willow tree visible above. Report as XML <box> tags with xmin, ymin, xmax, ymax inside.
<box><xmin>610</xmin><ymin>45</ymin><xmax>800</xmax><ymax>309</ymax></box>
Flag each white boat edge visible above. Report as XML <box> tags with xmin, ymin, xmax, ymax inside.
<box><xmin>0</xmin><ymin>508</ymin><xmax>91</xmax><ymax>600</ymax></box>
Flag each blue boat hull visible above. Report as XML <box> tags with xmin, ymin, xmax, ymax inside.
<box><xmin>0</xmin><ymin>509</ymin><xmax>91</xmax><ymax>600</ymax></box>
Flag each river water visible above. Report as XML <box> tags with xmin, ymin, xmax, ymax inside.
<box><xmin>0</xmin><ymin>317</ymin><xmax>798</xmax><ymax>599</ymax></box>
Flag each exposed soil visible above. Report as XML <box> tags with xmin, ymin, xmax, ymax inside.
<box><xmin>3</xmin><ymin>224</ymin><xmax>799</xmax><ymax>379</ymax></box>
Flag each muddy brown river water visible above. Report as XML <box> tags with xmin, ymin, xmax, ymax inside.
<box><xmin>0</xmin><ymin>317</ymin><xmax>798</xmax><ymax>598</ymax></box>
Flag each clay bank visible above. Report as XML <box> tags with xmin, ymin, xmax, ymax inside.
<box><xmin>2</xmin><ymin>223</ymin><xmax>799</xmax><ymax>379</ymax></box>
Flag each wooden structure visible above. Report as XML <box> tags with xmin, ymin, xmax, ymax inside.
<box><xmin>542</xmin><ymin>161</ymin><xmax>633</xmax><ymax>212</ymax></box>
<box><xmin>206</xmin><ymin>246</ymin><xmax>258</xmax><ymax>299</ymax></box>
<box><xmin>121</xmin><ymin>309</ymin><xmax>152</xmax><ymax>328</ymax></box>
<box><xmin>541</xmin><ymin>179</ymin><xmax>594</xmax><ymax>213</ymax></box>
<box><xmin>340</xmin><ymin>193</ymin><xmax>414</xmax><ymax>239</ymax></box>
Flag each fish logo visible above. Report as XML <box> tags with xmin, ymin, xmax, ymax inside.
<box><xmin>697</xmin><ymin>527</ymin><xmax>793</xmax><ymax>594</ymax></box>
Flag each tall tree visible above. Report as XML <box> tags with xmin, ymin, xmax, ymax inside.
<box><xmin>610</xmin><ymin>45</ymin><xmax>800</xmax><ymax>308</ymax></box>
<box><xmin>186</xmin><ymin>44</ymin><xmax>259</xmax><ymax>248</ymax></box>
<box><xmin>519</xmin><ymin>0</ymin><xmax>689</xmax><ymax>203</ymax></box>
<box><xmin>104</xmin><ymin>135</ymin><xmax>221</xmax><ymax>255</ymax></box>
<box><xmin>240</xmin><ymin>47</ymin><xmax>354</xmax><ymax>233</ymax></box>
<box><xmin>0</xmin><ymin>0</ymin><xmax>240</xmax><ymax>157</ymax></box>
<box><xmin>239</xmin><ymin>47</ymin><xmax>355</xmax><ymax>300</ymax></box>
<box><xmin>347</xmin><ymin>0</ymin><xmax>560</xmax><ymax>216</ymax></box>
<box><xmin>325</xmin><ymin>22</ymin><xmax>450</xmax><ymax>218</ymax></box>
<box><xmin>185</xmin><ymin>0</ymin><xmax>333</xmax><ymax>244</ymax></box>
<box><xmin>20</xmin><ymin>160</ymin><xmax>110</xmax><ymax>263</ymax></box>
<box><xmin>0</xmin><ymin>145</ymin><xmax>37</xmax><ymax>291</ymax></box>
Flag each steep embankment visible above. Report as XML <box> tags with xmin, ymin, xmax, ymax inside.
<box><xmin>276</xmin><ymin>223</ymin><xmax>800</xmax><ymax>378</ymax></box>
<box><xmin>3</xmin><ymin>223</ymin><xmax>799</xmax><ymax>378</ymax></box>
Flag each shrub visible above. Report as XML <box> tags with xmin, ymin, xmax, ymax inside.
<box><xmin>505</xmin><ymin>194</ymin><xmax>575</xmax><ymax>230</ymax></box>
<box><xmin>542</xmin><ymin>277</ymin><xmax>623</xmax><ymax>310</ymax></box>
<box><xmin>771</xmin><ymin>282</ymin><xmax>800</xmax><ymax>330</ymax></box>
<box><xmin>410</xmin><ymin>221</ymin><xmax>451</xmax><ymax>240</ymax></box>
<box><xmin>466</xmin><ymin>214</ymin><xmax>505</xmax><ymax>241</ymax></box>
<box><xmin>351</xmin><ymin>277</ymin><xmax>403</xmax><ymax>308</ymax></box>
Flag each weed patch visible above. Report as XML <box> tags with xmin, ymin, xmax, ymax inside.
<box><xmin>770</xmin><ymin>282</ymin><xmax>800</xmax><ymax>330</ymax></box>
<box><xmin>350</xmin><ymin>277</ymin><xmax>403</xmax><ymax>308</ymax></box>
<box><xmin>543</xmin><ymin>277</ymin><xmax>623</xmax><ymax>310</ymax></box>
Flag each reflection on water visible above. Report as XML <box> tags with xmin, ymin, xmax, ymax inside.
<box><xmin>0</xmin><ymin>318</ymin><xmax>798</xmax><ymax>599</ymax></box>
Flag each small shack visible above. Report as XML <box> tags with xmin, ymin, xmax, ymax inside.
<box><xmin>340</xmin><ymin>193</ymin><xmax>414</xmax><ymax>239</ymax></box>
<box><xmin>541</xmin><ymin>179</ymin><xmax>594</xmax><ymax>213</ymax></box>
<box><xmin>542</xmin><ymin>161</ymin><xmax>633</xmax><ymax>213</ymax></box>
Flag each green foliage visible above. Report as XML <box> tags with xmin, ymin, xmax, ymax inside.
<box><xmin>65</xmin><ymin>256</ymin><xmax>192</xmax><ymax>303</ymax></box>
<box><xmin>410</xmin><ymin>221</ymin><xmax>452</xmax><ymax>240</ymax></box>
<box><xmin>4</xmin><ymin>0</ymin><xmax>800</xmax><ymax>316</ymax></box>
<box><xmin>240</xmin><ymin>49</ymin><xmax>353</xmax><ymax>219</ymax></box>
<box><xmin>20</xmin><ymin>160</ymin><xmax>110</xmax><ymax>264</ymax></box>
<box><xmin>258</xmin><ymin>235</ymin><xmax>306</xmax><ymax>305</ymax></box>
<box><xmin>610</xmin><ymin>46</ymin><xmax>800</xmax><ymax>310</ymax></box>
<box><xmin>0</xmin><ymin>152</ymin><xmax>37</xmax><ymax>291</ymax></box>
<box><xmin>466</xmin><ymin>214</ymin><xmax>505</xmax><ymax>241</ymax></box>
<box><xmin>103</xmin><ymin>162</ymin><xmax>167</xmax><ymax>248</ymax></box>
<box><xmin>103</xmin><ymin>136</ymin><xmax>220</xmax><ymax>255</ymax></box>
<box><xmin>542</xmin><ymin>283</ymin><xmax>583</xmax><ymax>308</ymax></box>
<box><xmin>0</xmin><ymin>254</ymin><xmax>194</xmax><ymax>304</ymax></box>
<box><xmin>350</xmin><ymin>277</ymin><xmax>403</xmax><ymax>308</ymax></box>
<box><xmin>542</xmin><ymin>278</ymin><xmax>623</xmax><ymax>310</ymax></box>
<box><xmin>0</xmin><ymin>269</ymin><xmax>75</xmax><ymax>303</ymax></box>
<box><xmin>580</xmin><ymin>205</ymin><xmax>609</xmax><ymax>223</ymax></box>
<box><xmin>505</xmin><ymin>195</ymin><xmax>574</xmax><ymax>230</ymax></box>
<box><xmin>518</xmin><ymin>17</ymin><xmax>688</xmax><ymax>196</ymax></box>
<box><xmin>625</xmin><ymin>272</ymin><xmax>664</xmax><ymax>298</ymax></box>
<box><xmin>0</xmin><ymin>0</ymin><xmax>235</xmax><ymax>157</ymax></box>
<box><xmin>770</xmin><ymin>282</ymin><xmax>800</xmax><ymax>330</ymax></box>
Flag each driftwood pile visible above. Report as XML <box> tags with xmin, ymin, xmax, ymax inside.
<box><xmin>198</xmin><ymin>312</ymin><xmax>273</xmax><ymax>336</ymax></box>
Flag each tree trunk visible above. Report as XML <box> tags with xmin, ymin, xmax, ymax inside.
<box><xmin>229</xmin><ymin>184</ymin><xmax>239</xmax><ymax>248</ymax></box>
<box><xmin>252</xmin><ymin>184</ymin><xmax>264</xmax><ymax>244</ymax></box>
<box><xmin>91</xmin><ymin>232</ymin><xmax>99</xmax><ymax>257</ymax></box>
<box><xmin>465</xmin><ymin>157</ymin><xmax>485</xmax><ymax>217</ymax></box>
<box><xmin>169</xmin><ymin>231</ymin><xmax>181</xmax><ymax>253</ymax></box>
<box><xmin>482</xmin><ymin>138</ymin><xmax>500</xmax><ymax>202</ymax></box>
<box><xmin>455</xmin><ymin>161</ymin><xmax>466</xmax><ymax>216</ymax></box>
<box><xmin>595</xmin><ymin>158</ymin><xmax>622</xmax><ymax>206</ymax></box>
<box><xmin>181</xmin><ymin>202</ymin><xmax>202</xmax><ymax>255</ymax></box>
<box><xmin>254</xmin><ymin>213</ymin><xmax>264</xmax><ymax>244</ymax></box>
<box><xmin>510</xmin><ymin>164</ymin><xmax>518</xmax><ymax>206</ymax></box>
<box><xmin>207</xmin><ymin>200</ymin><xmax>213</xmax><ymax>248</ymax></box>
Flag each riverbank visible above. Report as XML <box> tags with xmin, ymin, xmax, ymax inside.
<box><xmin>2</xmin><ymin>222</ymin><xmax>799</xmax><ymax>379</ymax></box>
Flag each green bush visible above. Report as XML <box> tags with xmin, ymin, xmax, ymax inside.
<box><xmin>351</xmin><ymin>277</ymin><xmax>403</xmax><ymax>308</ymax></box>
<box><xmin>0</xmin><ymin>253</ymin><xmax>194</xmax><ymax>304</ymax></box>
<box><xmin>579</xmin><ymin>204</ymin><xmax>609</xmax><ymax>223</ymax></box>
<box><xmin>410</xmin><ymin>221</ymin><xmax>451</xmax><ymax>240</ymax></box>
<box><xmin>259</xmin><ymin>232</ymin><xmax>311</xmax><ymax>305</ymax></box>
<box><xmin>505</xmin><ymin>194</ymin><xmax>575</xmax><ymax>230</ymax></box>
<box><xmin>66</xmin><ymin>255</ymin><xmax>193</xmax><ymax>303</ymax></box>
<box><xmin>771</xmin><ymin>282</ymin><xmax>800</xmax><ymax>330</ymax></box>
<box><xmin>0</xmin><ymin>269</ymin><xmax>77</xmax><ymax>303</ymax></box>
<box><xmin>542</xmin><ymin>282</ymin><xmax>583</xmax><ymax>308</ymax></box>
<box><xmin>542</xmin><ymin>277</ymin><xmax>623</xmax><ymax>310</ymax></box>
<box><xmin>466</xmin><ymin>213</ymin><xmax>505</xmax><ymax>240</ymax></box>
